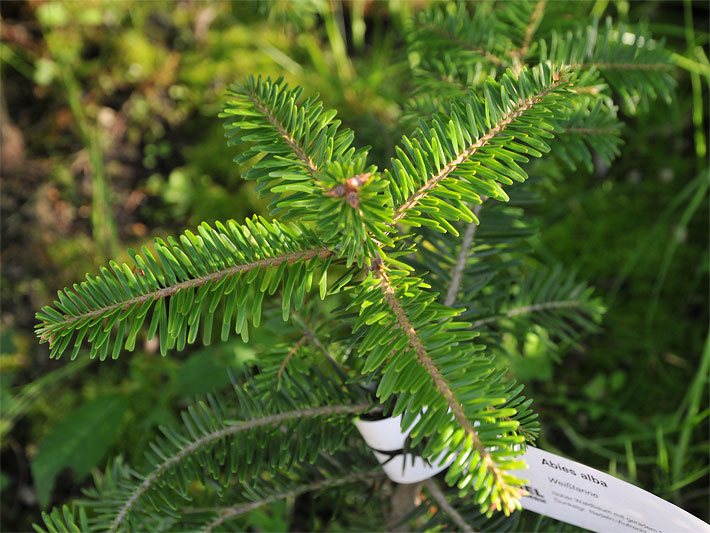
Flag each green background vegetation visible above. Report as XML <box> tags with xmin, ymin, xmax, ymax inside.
<box><xmin>1</xmin><ymin>0</ymin><xmax>707</xmax><ymax>530</ymax></box>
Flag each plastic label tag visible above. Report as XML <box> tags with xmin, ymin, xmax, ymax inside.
<box><xmin>517</xmin><ymin>446</ymin><xmax>709</xmax><ymax>533</ymax></box>
<box><xmin>354</xmin><ymin>415</ymin><xmax>708</xmax><ymax>532</ymax></box>
<box><xmin>354</xmin><ymin>415</ymin><xmax>454</xmax><ymax>483</ymax></box>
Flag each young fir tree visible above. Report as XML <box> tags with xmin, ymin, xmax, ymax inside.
<box><xmin>35</xmin><ymin>1</ymin><xmax>674</xmax><ymax>531</ymax></box>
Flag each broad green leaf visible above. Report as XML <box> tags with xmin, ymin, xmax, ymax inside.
<box><xmin>31</xmin><ymin>394</ymin><xmax>129</xmax><ymax>507</ymax></box>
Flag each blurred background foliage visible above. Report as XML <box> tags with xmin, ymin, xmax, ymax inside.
<box><xmin>0</xmin><ymin>0</ymin><xmax>707</xmax><ymax>530</ymax></box>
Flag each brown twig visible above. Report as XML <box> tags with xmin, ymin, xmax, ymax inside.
<box><xmin>424</xmin><ymin>479</ymin><xmax>476</xmax><ymax>533</ymax></box>
<box><xmin>444</xmin><ymin>201</ymin><xmax>485</xmax><ymax>307</ymax></box>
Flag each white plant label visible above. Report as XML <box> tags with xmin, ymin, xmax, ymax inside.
<box><xmin>354</xmin><ymin>416</ymin><xmax>709</xmax><ymax>531</ymax></box>
<box><xmin>354</xmin><ymin>415</ymin><xmax>454</xmax><ymax>483</ymax></box>
<box><xmin>517</xmin><ymin>446</ymin><xmax>709</xmax><ymax>533</ymax></box>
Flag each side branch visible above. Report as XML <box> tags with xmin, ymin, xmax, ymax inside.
<box><xmin>110</xmin><ymin>403</ymin><xmax>371</xmax><ymax>532</ymax></box>
<box><xmin>519</xmin><ymin>0</ymin><xmax>548</xmax><ymax>58</ymax></box>
<box><xmin>564</xmin><ymin>126</ymin><xmax>619</xmax><ymax>135</ymax></box>
<box><xmin>393</xmin><ymin>75</ymin><xmax>567</xmax><ymax>222</ymax></box>
<box><xmin>373</xmin><ymin>269</ymin><xmax>506</xmax><ymax>490</ymax></box>
<box><xmin>202</xmin><ymin>470</ymin><xmax>383</xmax><ymax>532</ymax></box>
<box><xmin>277</xmin><ymin>335</ymin><xmax>308</xmax><ymax>383</ymax></box>
<box><xmin>424</xmin><ymin>479</ymin><xmax>475</xmax><ymax>533</ymax></box>
<box><xmin>444</xmin><ymin>202</ymin><xmax>485</xmax><ymax>307</ymax></box>
<box><xmin>248</xmin><ymin>94</ymin><xmax>319</xmax><ymax>175</ymax></box>
<box><xmin>420</xmin><ymin>25</ymin><xmax>507</xmax><ymax>67</ymax></box>
<box><xmin>570</xmin><ymin>62</ymin><xmax>674</xmax><ymax>71</ymax></box>
<box><xmin>471</xmin><ymin>299</ymin><xmax>587</xmax><ymax>329</ymax></box>
<box><xmin>43</xmin><ymin>248</ymin><xmax>333</xmax><ymax>337</ymax></box>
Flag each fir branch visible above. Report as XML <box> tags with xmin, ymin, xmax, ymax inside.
<box><xmin>406</xmin><ymin>2</ymin><xmax>509</xmax><ymax>70</ymax></box>
<box><xmin>392</xmin><ymin>74</ymin><xmax>564</xmax><ymax>221</ymax></box>
<box><xmin>202</xmin><ymin>470</ymin><xmax>382</xmax><ymax>532</ymax></box>
<box><xmin>424</xmin><ymin>479</ymin><xmax>475</xmax><ymax>533</ymax></box>
<box><xmin>421</xmin><ymin>24</ymin><xmax>507</xmax><ymax>67</ymax></box>
<box><xmin>277</xmin><ymin>335</ymin><xmax>308</xmax><ymax>383</ymax></box>
<box><xmin>444</xmin><ymin>202</ymin><xmax>485</xmax><ymax>307</ymax></box>
<box><xmin>373</xmin><ymin>268</ymin><xmax>512</xmax><ymax>508</ymax></box>
<box><xmin>540</xmin><ymin>19</ymin><xmax>676</xmax><ymax>112</ymax></box>
<box><xmin>109</xmin><ymin>403</ymin><xmax>370</xmax><ymax>532</ymax></box>
<box><xmin>509</xmin><ymin>0</ymin><xmax>548</xmax><ymax>75</ymax></box>
<box><xmin>563</xmin><ymin>126</ymin><xmax>619</xmax><ymax>135</ymax></box>
<box><xmin>472</xmin><ymin>300</ymin><xmax>589</xmax><ymax>329</ymax></box>
<box><xmin>222</xmin><ymin>75</ymin><xmax>345</xmax><ymax>182</ymax></box>
<box><xmin>519</xmin><ymin>0</ymin><xmax>548</xmax><ymax>58</ymax></box>
<box><xmin>224</xmin><ymin>75</ymin><xmax>393</xmax><ymax>266</ymax></box>
<box><xmin>248</xmin><ymin>92</ymin><xmax>319</xmax><ymax>175</ymax></box>
<box><xmin>222</xmin><ymin>75</ymin><xmax>372</xmax><ymax>227</ymax></box>
<box><xmin>389</xmin><ymin>65</ymin><xmax>570</xmax><ymax>231</ymax></box>
<box><xmin>570</xmin><ymin>61</ymin><xmax>675</xmax><ymax>71</ymax></box>
<box><xmin>36</xmin><ymin>217</ymin><xmax>334</xmax><ymax>359</ymax></box>
<box><xmin>393</xmin><ymin>200</ymin><xmax>485</xmax><ymax>528</ymax></box>
<box><xmin>29</xmin><ymin>3</ymin><xmax>679</xmax><ymax>527</ymax></box>
<box><xmin>352</xmin><ymin>261</ymin><xmax>534</xmax><ymax>513</ymax></box>
<box><xmin>469</xmin><ymin>265</ymin><xmax>604</xmax><ymax>348</ymax></box>
<box><xmin>42</xmin><ymin>248</ymin><xmax>331</xmax><ymax>336</ymax></box>
<box><xmin>551</xmin><ymin>97</ymin><xmax>623</xmax><ymax>171</ymax></box>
